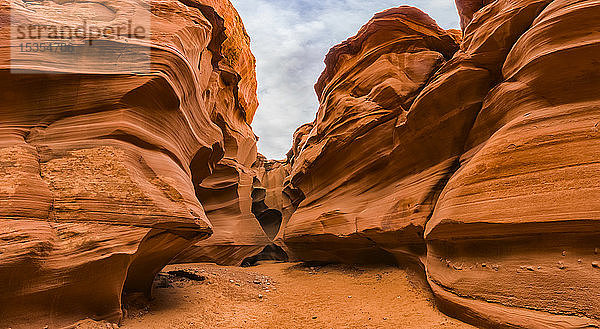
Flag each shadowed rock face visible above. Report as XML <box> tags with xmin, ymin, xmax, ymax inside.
<box><xmin>173</xmin><ymin>155</ymin><xmax>297</xmax><ymax>266</ymax></box>
<box><xmin>0</xmin><ymin>0</ymin><xmax>259</xmax><ymax>327</ymax></box>
<box><xmin>274</xmin><ymin>2</ymin><xmax>600</xmax><ymax>327</ymax></box>
<box><xmin>454</xmin><ymin>0</ymin><xmax>494</xmax><ymax>29</ymax></box>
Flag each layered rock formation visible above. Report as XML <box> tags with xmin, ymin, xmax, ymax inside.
<box><xmin>174</xmin><ymin>154</ymin><xmax>295</xmax><ymax>266</ymax></box>
<box><xmin>0</xmin><ymin>0</ymin><xmax>263</xmax><ymax>327</ymax></box>
<box><xmin>160</xmin><ymin>1</ymin><xmax>287</xmax><ymax>266</ymax></box>
<box><xmin>425</xmin><ymin>0</ymin><xmax>600</xmax><ymax>326</ymax></box>
<box><xmin>167</xmin><ymin>1</ymin><xmax>271</xmax><ymax>266</ymax></box>
<box><xmin>284</xmin><ymin>7</ymin><xmax>461</xmax><ymax>264</ymax></box>
<box><xmin>2</xmin><ymin>0</ymin><xmax>599</xmax><ymax>327</ymax></box>
<box><xmin>274</xmin><ymin>1</ymin><xmax>600</xmax><ymax>327</ymax></box>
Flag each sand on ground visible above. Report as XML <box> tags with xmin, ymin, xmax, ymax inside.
<box><xmin>115</xmin><ymin>262</ymin><xmax>473</xmax><ymax>329</ymax></box>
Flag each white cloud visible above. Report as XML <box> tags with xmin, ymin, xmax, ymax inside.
<box><xmin>230</xmin><ymin>0</ymin><xmax>460</xmax><ymax>159</ymax></box>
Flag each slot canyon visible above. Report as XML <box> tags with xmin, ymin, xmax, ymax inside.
<box><xmin>0</xmin><ymin>0</ymin><xmax>599</xmax><ymax>328</ymax></box>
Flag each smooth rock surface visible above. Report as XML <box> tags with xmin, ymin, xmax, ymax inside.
<box><xmin>425</xmin><ymin>0</ymin><xmax>600</xmax><ymax>326</ymax></box>
<box><xmin>283</xmin><ymin>6</ymin><xmax>460</xmax><ymax>264</ymax></box>
<box><xmin>278</xmin><ymin>2</ymin><xmax>600</xmax><ymax>327</ymax></box>
<box><xmin>0</xmin><ymin>0</ymin><xmax>261</xmax><ymax>327</ymax></box>
<box><xmin>2</xmin><ymin>0</ymin><xmax>599</xmax><ymax>328</ymax></box>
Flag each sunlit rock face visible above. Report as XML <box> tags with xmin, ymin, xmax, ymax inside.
<box><xmin>0</xmin><ymin>0</ymin><xmax>259</xmax><ymax>327</ymax></box>
<box><xmin>276</xmin><ymin>1</ymin><xmax>600</xmax><ymax>327</ymax></box>
<box><xmin>282</xmin><ymin>6</ymin><xmax>461</xmax><ymax>264</ymax></box>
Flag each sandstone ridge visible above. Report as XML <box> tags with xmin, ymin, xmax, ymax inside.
<box><xmin>0</xmin><ymin>0</ymin><xmax>264</xmax><ymax>327</ymax></box>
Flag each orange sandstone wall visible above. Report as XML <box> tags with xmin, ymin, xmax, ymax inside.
<box><xmin>0</xmin><ymin>0</ymin><xmax>261</xmax><ymax>327</ymax></box>
<box><xmin>278</xmin><ymin>2</ymin><xmax>600</xmax><ymax>327</ymax></box>
<box><xmin>2</xmin><ymin>0</ymin><xmax>599</xmax><ymax>328</ymax></box>
<box><xmin>284</xmin><ymin>6</ymin><xmax>461</xmax><ymax>264</ymax></box>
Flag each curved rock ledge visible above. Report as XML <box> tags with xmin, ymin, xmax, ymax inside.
<box><xmin>0</xmin><ymin>0</ymin><xmax>259</xmax><ymax>327</ymax></box>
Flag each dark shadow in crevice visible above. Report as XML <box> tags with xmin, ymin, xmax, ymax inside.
<box><xmin>167</xmin><ymin>270</ymin><xmax>207</xmax><ymax>281</ymax></box>
<box><xmin>241</xmin><ymin>244</ymin><xmax>289</xmax><ymax>267</ymax></box>
<box><xmin>256</xmin><ymin>209</ymin><xmax>283</xmax><ymax>240</ymax></box>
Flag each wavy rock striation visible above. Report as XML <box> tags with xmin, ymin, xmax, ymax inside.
<box><xmin>425</xmin><ymin>0</ymin><xmax>600</xmax><ymax>326</ymax></box>
<box><xmin>174</xmin><ymin>153</ymin><xmax>298</xmax><ymax>266</ymax></box>
<box><xmin>0</xmin><ymin>0</ymin><xmax>261</xmax><ymax>327</ymax></box>
<box><xmin>167</xmin><ymin>1</ymin><xmax>269</xmax><ymax>266</ymax></box>
<box><xmin>275</xmin><ymin>2</ymin><xmax>600</xmax><ymax>327</ymax></box>
<box><xmin>2</xmin><ymin>0</ymin><xmax>599</xmax><ymax>328</ymax></box>
<box><xmin>164</xmin><ymin>2</ymin><xmax>286</xmax><ymax>267</ymax></box>
<box><xmin>284</xmin><ymin>6</ymin><xmax>461</xmax><ymax>264</ymax></box>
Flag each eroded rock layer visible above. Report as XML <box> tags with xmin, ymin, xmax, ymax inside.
<box><xmin>284</xmin><ymin>6</ymin><xmax>461</xmax><ymax>264</ymax></box>
<box><xmin>174</xmin><ymin>154</ymin><xmax>298</xmax><ymax>266</ymax></box>
<box><xmin>425</xmin><ymin>0</ymin><xmax>600</xmax><ymax>326</ymax></box>
<box><xmin>0</xmin><ymin>0</ymin><xmax>262</xmax><ymax>327</ymax></box>
<box><xmin>276</xmin><ymin>2</ymin><xmax>600</xmax><ymax>327</ymax></box>
<box><xmin>2</xmin><ymin>0</ymin><xmax>599</xmax><ymax>327</ymax></box>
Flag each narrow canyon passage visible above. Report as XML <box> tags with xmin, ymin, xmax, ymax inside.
<box><xmin>1</xmin><ymin>0</ymin><xmax>599</xmax><ymax>327</ymax></box>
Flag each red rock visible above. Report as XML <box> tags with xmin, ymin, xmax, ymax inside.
<box><xmin>191</xmin><ymin>0</ymin><xmax>259</xmax><ymax>122</ymax></box>
<box><xmin>0</xmin><ymin>0</ymin><xmax>259</xmax><ymax>327</ymax></box>
<box><xmin>172</xmin><ymin>157</ymin><xmax>270</xmax><ymax>266</ymax></box>
<box><xmin>425</xmin><ymin>0</ymin><xmax>600</xmax><ymax>326</ymax></box>
<box><xmin>2</xmin><ymin>0</ymin><xmax>600</xmax><ymax>327</ymax></box>
<box><xmin>283</xmin><ymin>6</ymin><xmax>460</xmax><ymax>264</ymax></box>
<box><xmin>176</xmin><ymin>151</ymin><xmax>299</xmax><ymax>266</ymax></box>
<box><xmin>279</xmin><ymin>0</ymin><xmax>600</xmax><ymax>327</ymax></box>
<box><xmin>454</xmin><ymin>0</ymin><xmax>493</xmax><ymax>29</ymax></box>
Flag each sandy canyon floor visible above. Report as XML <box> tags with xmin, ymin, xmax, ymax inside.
<box><xmin>110</xmin><ymin>262</ymin><xmax>473</xmax><ymax>329</ymax></box>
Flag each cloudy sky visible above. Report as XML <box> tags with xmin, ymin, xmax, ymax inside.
<box><xmin>230</xmin><ymin>0</ymin><xmax>460</xmax><ymax>159</ymax></box>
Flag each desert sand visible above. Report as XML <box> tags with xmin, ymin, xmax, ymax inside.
<box><xmin>121</xmin><ymin>262</ymin><xmax>473</xmax><ymax>329</ymax></box>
